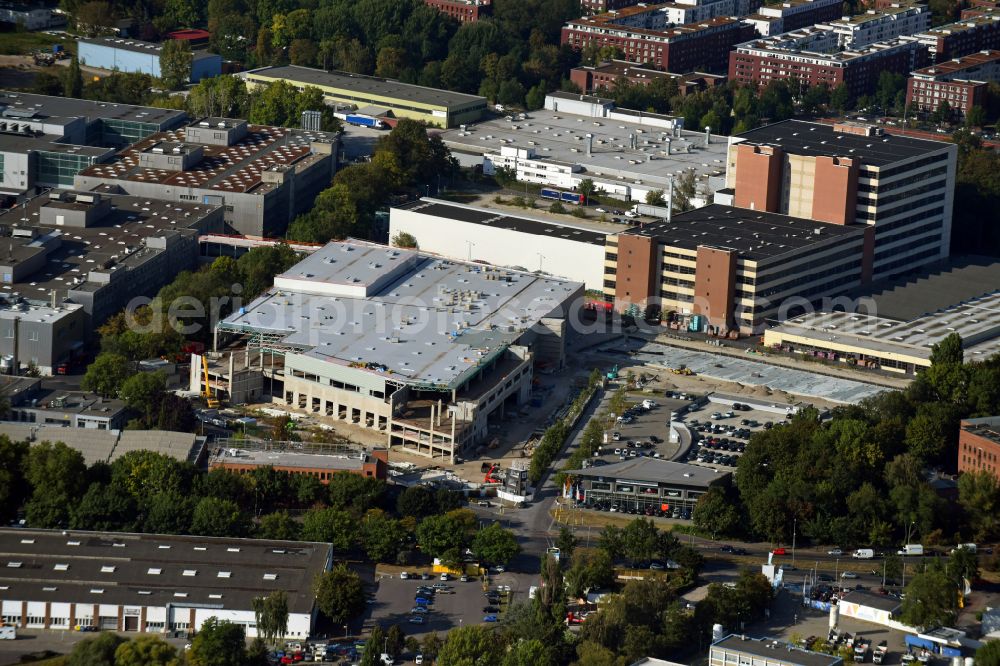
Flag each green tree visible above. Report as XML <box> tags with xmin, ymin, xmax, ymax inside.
<box><xmin>958</xmin><ymin>470</ymin><xmax>1000</xmax><ymax>542</ymax></box>
<box><xmin>899</xmin><ymin>569</ymin><xmax>957</xmax><ymax>628</ymax></box>
<box><xmin>114</xmin><ymin>635</ymin><xmax>179</xmax><ymax>666</ymax></box>
<box><xmin>830</xmin><ymin>83</ymin><xmax>852</xmax><ymax>114</ymax></box>
<box><xmin>257</xmin><ymin>511</ymin><xmax>300</xmax><ymax>540</ymax></box>
<box><xmin>360</xmin><ymin>625</ymin><xmax>385</xmax><ymax>666</ymax></box>
<box><xmin>965</xmin><ymin>105</ymin><xmax>986</xmax><ymax>128</ymax></box>
<box><xmin>301</xmin><ymin>507</ymin><xmax>354</xmax><ymax>551</ymax></box>
<box><xmin>933</xmin><ymin>100</ymin><xmax>953</xmax><ymax>125</ymax></box>
<box><xmin>71</xmin><ymin>482</ymin><xmax>137</xmax><ymax>531</ymax></box>
<box><xmin>191</xmin><ymin>497</ymin><xmax>246</xmax><ymax>537</ymax></box>
<box><xmin>24</xmin><ymin>441</ymin><xmax>87</xmax><ymax>527</ymax></box>
<box><xmin>251</xmin><ymin>590</ymin><xmax>289</xmax><ymax>646</ymax></box>
<box><xmin>397</xmin><ymin>485</ymin><xmax>437</xmax><ymax>518</ymax></box>
<box><xmin>473</xmin><ymin>522</ymin><xmax>521</xmax><ymax>566</ymax></box>
<box><xmin>160</xmin><ymin>39</ymin><xmax>194</xmax><ymax>90</ymax></box>
<box><xmin>416</xmin><ymin>513</ymin><xmax>469</xmax><ymax>558</ymax></box>
<box><xmin>438</xmin><ymin>625</ymin><xmax>501</xmax><ymax>666</ymax></box>
<box><xmin>67</xmin><ymin>632</ymin><xmax>126</xmax><ymax>666</ymax></box>
<box><xmin>119</xmin><ymin>371</ymin><xmax>167</xmax><ymax>425</ymax></box>
<box><xmin>360</xmin><ymin>509</ymin><xmax>405</xmax><ymax>562</ymax></box>
<box><xmin>565</xmin><ymin>548</ymin><xmax>615</xmax><ymax>599</ymax></box>
<box><xmin>144</xmin><ymin>490</ymin><xmax>195</xmax><ymax>533</ymax></box>
<box><xmin>391</xmin><ymin>231</ymin><xmax>418</xmax><ymax>249</ymax></box>
<box><xmin>82</xmin><ymin>352</ymin><xmax>131</xmax><ymax>397</ymax></box>
<box><xmin>502</xmin><ymin>638</ymin><xmax>553</xmax><ymax>666</ymax></box>
<box><xmin>64</xmin><ymin>56</ymin><xmax>83</xmax><ymax>98</ymax></box>
<box><xmin>645</xmin><ymin>189</ymin><xmax>665</xmax><ymax>206</ymax></box>
<box><xmin>327</xmin><ymin>472</ymin><xmax>386</xmax><ymax>513</ymax></box>
<box><xmin>976</xmin><ymin>641</ymin><xmax>1000</xmax><ymax>666</ymax></box>
<box><xmin>314</xmin><ymin>564</ymin><xmax>365</xmax><ymax>624</ymax></box>
<box><xmin>578</xmin><ymin>178</ymin><xmax>596</xmax><ymax>206</ymax></box>
<box><xmin>189</xmin><ymin>617</ymin><xmax>247</xmax><ymax>666</ymax></box>
<box><xmin>385</xmin><ymin>624</ymin><xmax>405</xmax><ymax>659</ymax></box>
<box><xmin>693</xmin><ymin>486</ymin><xmax>740</xmax><ymax>537</ymax></box>
<box><xmin>555</xmin><ymin>526</ymin><xmax>578</xmax><ymax>561</ymax></box>
<box><xmin>0</xmin><ymin>437</ymin><xmax>29</xmax><ymax>523</ymax></box>
<box><xmin>422</xmin><ymin>632</ymin><xmax>443</xmax><ymax>660</ymax></box>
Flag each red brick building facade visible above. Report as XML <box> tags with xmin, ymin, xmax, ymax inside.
<box><xmin>913</xmin><ymin>14</ymin><xmax>1000</xmax><ymax>61</ymax></box>
<box><xmin>959</xmin><ymin>417</ymin><xmax>1000</xmax><ymax>479</ymax></box>
<box><xmin>562</xmin><ymin>14</ymin><xmax>755</xmax><ymax>73</ymax></box>
<box><xmin>423</xmin><ymin>0</ymin><xmax>491</xmax><ymax>22</ymax></box>
<box><xmin>569</xmin><ymin>59</ymin><xmax>726</xmax><ymax>93</ymax></box>
<box><xmin>729</xmin><ymin>28</ymin><xmax>928</xmax><ymax>98</ymax></box>
<box><xmin>906</xmin><ymin>50</ymin><xmax>1000</xmax><ymax>119</ymax></box>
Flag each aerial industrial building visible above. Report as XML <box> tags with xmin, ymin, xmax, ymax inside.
<box><xmin>571</xmin><ymin>458</ymin><xmax>731</xmax><ymax>515</ymax></box>
<box><xmin>0</xmin><ymin>190</ymin><xmax>223</xmax><ymax>373</ymax></box>
<box><xmin>0</xmin><ymin>529</ymin><xmax>331</xmax><ymax>638</ymax></box>
<box><xmin>73</xmin><ymin>118</ymin><xmax>337</xmax><ymax>237</ymax></box>
<box><xmin>0</xmin><ymin>91</ymin><xmax>187</xmax><ymax>197</ymax></box>
<box><xmin>440</xmin><ymin>92</ymin><xmax>729</xmax><ymax>204</ymax></box>
<box><xmin>959</xmin><ymin>415</ymin><xmax>1000</xmax><ymax>479</ymax></box>
<box><xmin>78</xmin><ymin>37</ymin><xmax>223</xmax><ymax>83</ymax></box>
<box><xmin>389</xmin><ymin>198</ymin><xmax>612</xmax><ymax>291</ymax></box>
<box><xmin>209</xmin><ymin>444</ymin><xmax>389</xmax><ymax>481</ymax></box>
<box><xmin>762</xmin><ymin>258</ymin><xmax>1000</xmax><ymax>374</ymax></box>
<box><xmin>569</xmin><ymin>60</ymin><xmax>727</xmax><ymax>95</ymax></box>
<box><xmin>216</xmin><ymin>240</ymin><xmax>583</xmax><ymax>461</ymax></box>
<box><xmin>725</xmin><ymin>120</ymin><xmax>957</xmax><ymax>282</ymax></box>
<box><xmin>240</xmin><ymin>66</ymin><xmax>488</xmax><ymax>129</ymax></box>
<box><xmin>605</xmin><ymin>204</ymin><xmax>871</xmax><ymax>334</ymax></box>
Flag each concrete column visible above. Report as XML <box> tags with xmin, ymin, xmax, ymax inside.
<box><xmin>117</xmin><ymin>605</ymin><xmax>124</xmax><ymax>631</ymax></box>
<box><xmin>140</xmin><ymin>607</ymin><xmax>147</xmax><ymax>632</ymax></box>
<box><xmin>188</xmin><ymin>608</ymin><xmax>196</xmax><ymax>633</ymax></box>
<box><xmin>69</xmin><ymin>603</ymin><xmax>76</xmax><ymax>630</ymax></box>
<box><xmin>44</xmin><ymin>601</ymin><xmax>50</xmax><ymax>629</ymax></box>
<box><xmin>20</xmin><ymin>601</ymin><xmax>26</xmax><ymax>628</ymax></box>
<box><xmin>228</xmin><ymin>353</ymin><xmax>235</xmax><ymax>400</ymax></box>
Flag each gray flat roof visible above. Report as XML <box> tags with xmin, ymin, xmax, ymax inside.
<box><xmin>0</xmin><ymin>90</ymin><xmax>187</xmax><ymax>128</ymax></box>
<box><xmin>0</xmin><ymin>190</ymin><xmax>218</xmax><ymax>303</ymax></box>
<box><xmin>0</xmin><ymin>423</ymin><xmax>205</xmax><ymax>465</ymax></box>
<box><xmin>244</xmin><ymin>65</ymin><xmax>486</xmax><ymax>109</ymax></box>
<box><xmin>0</xmin><ymin>528</ymin><xmax>329</xmax><ymax>613</ymax></box>
<box><xmin>81</xmin><ymin>37</ymin><xmax>219</xmax><ymax>61</ymax></box>
<box><xmin>850</xmin><ymin>256</ymin><xmax>1000</xmax><ymax>321</ymax></box>
<box><xmin>713</xmin><ymin>635</ymin><xmax>842</xmax><ymax>666</ymax></box>
<box><xmin>624</xmin><ymin>204</ymin><xmax>864</xmax><ymax>260</ymax></box>
<box><xmin>573</xmin><ymin>457</ymin><xmax>729</xmax><ymax>488</ymax></box>
<box><xmin>439</xmin><ymin>108</ymin><xmax>729</xmax><ymax>190</ymax></box>
<box><xmin>840</xmin><ymin>589</ymin><xmax>903</xmax><ymax>613</ymax></box>
<box><xmin>210</xmin><ymin>448</ymin><xmax>367</xmax><ymax>471</ymax></box>
<box><xmin>396</xmin><ymin>200</ymin><xmax>613</xmax><ymax>246</ymax></box>
<box><xmin>735</xmin><ymin>119</ymin><xmax>951</xmax><ymax>167</ymax></box>
<box><xmin>219</xmin><ymin>240</ymin><xmax>582</xmax><ymax>389</ymax></box>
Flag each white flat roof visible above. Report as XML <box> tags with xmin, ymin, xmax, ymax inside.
<box><xmin>220</xmin><ymin>240</ymin><xmax>582</xmax><ymax>389</ymax></box>
<box><xmin>439</xmin><ymin>109</ymin><xmax>730</xmax><ymax>188</ymax></box>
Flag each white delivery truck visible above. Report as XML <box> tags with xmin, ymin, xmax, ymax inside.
<box><xmin>852</xmin><ymin>549</ymin><xmax>874</xmax><ymax>559</ymax></box>
<box><xmin>951</xmin><ymin>543</ymin><xmax>977</xmax><ymax>554</ymax></box>
<box><xmin>898</xmin><ymin>544</ymin><xmax>924</xmax><ymax>556</ymax></box>
<box><xmin>0</xmin><ymin>624</ymin><xmax>15</xmax><ymax>640</ymax></box>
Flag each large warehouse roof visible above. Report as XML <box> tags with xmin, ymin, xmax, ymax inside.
<box><xmin>0</xmin><ymin>423</ymin><xmax>206</xmax><ymax>465</ymax></box>
<box><xmin>439</xmin><ymin>109</ymin><xmax>729</xmax><ymax>189</ymax></box>
<box><xmin>243</xmin><ymin>65</ymin><xmax>485</xmax><ymax>108</ymax></box>
<box><xmin>0</xmin><ymin>529</ymin><xmax>330</xmax><ymax>613</ymax></box>
<box><xmin>218</xmin><ymin>240</ymin><xmax>582</xmax><ymax>390</ymax></box>
<box><xmin>0</xmin><ymin>90</ymin><xmax>186</xmax><ymax>127</ymax></box>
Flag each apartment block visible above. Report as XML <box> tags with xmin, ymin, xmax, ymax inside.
<box><xmin>562</xmin><ymin>9</ymin><xmax>756</xmax><ymax>73</ymax></box>
<box><xmin>961</xmin><ymin>1</ymin><xmax>999</xmax><ymax>20</ymax></box>
<box><xmin>422</xmin><ymin>0</ymin><xmax>491</xmax><ymax>22</ymax></box>
<box><xmin>603</xmin><ymin>204</ymin><xmax>872</xmax><ymax>334</ymax></box>
<box><xmin>729</xmin><ymin>27</ymin><xmax>929</xmax><ymax>98</ymax></box>
<box><xmin>743</xmin><ymin>0</ymin><xmax>843</xmax><ymax>36</ymax></box>
<box><xmin>907</xmin><ymin>50</ymin><xmax>1000</xmax><ymax>118</ymax></box>
<box><xmin>726</xmin><ymin>120</ymin><xmax>957</xmax><ymax>281</ymax></box>
<box><xmin>959</xmin><ymin>416</ymin><xmax>1000</xmax><ymax>478</ymax></box>
<box><xmin>818</xmin><ymin>4</ymin><xmax>930</xmax><ymax>50</ymax></box>
<box><xmin>569</xmin><ymin>59</ymin><xmax>726</xmax><ymax>93</ymax></box>
<box><xmin>913</xmin><ymin>14</ymin><xmax>1000</xmax><ymax>61</ymax></box>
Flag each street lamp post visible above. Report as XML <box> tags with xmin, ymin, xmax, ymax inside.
<box><xmin>792</xmin><ymin>518</ymin><xmax>797</xmax><ymax>567</ymax></box>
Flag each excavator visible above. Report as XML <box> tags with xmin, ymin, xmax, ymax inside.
<box><xmin>202</xmin><ymin>355</ymin><xmax>220</xmax><ymax>409</ymax></box>
<box><xmin>484</xmin><ymin>464</ymin><xmax>502</xmax><ymax>484</ymax></box>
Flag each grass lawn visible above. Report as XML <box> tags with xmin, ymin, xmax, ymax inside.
<box><xmin>0</xmin><ymin>31</ymin><xmax>75</xmax><ymax>56</ymax></box>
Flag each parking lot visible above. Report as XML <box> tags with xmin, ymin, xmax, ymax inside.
<box><xmin>368</xmin><ymin>571</ymin><xmax>534</xmax><ymax>638</ymax></box>
<box><xmin>676</xmin><ymin>398</ymin><xmax>792</xmax><ymax>471</ymax></box>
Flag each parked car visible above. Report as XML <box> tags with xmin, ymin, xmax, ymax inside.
<box><xmin>841</xmin><ymin>571</ymin><xmax>858</xmax><ymax>579</ymax></box>
<box><xmin>408</xmin><ymin>615</ymin><xmax>426</xmax><ymax>625</ymax></box>
<box><xmin>828</xmin><ymin>549</ymin><xmax>843</xmax><ymax>556</ymax></box>
<box><xmin>400</xmin><ymin>572</ymin><xmax>409</xmax><ymax>579</ymax></box>
<box><xmin>772</xmin><ymin>548</ymin><xmax>786</xmax><ymax>555</ymax></box>
<box><xmin>483</xmin><ymin>615</ymin><xmax>499</xmax><ymax>623</ymax></box>
<box><xmin>483</xmin><ymin>606</ymin><xmax>500</xmax><ymax>613</ymax></box>
<box><xmin>411</xmin><ymin>606</ymin><xmax>429</xmax><ymax>614</ymax></box>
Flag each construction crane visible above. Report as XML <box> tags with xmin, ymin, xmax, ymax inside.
<box><xmin>201</xmin><ymin>355</ymin><xmax>220</xmax><ymax>408</ymax></box>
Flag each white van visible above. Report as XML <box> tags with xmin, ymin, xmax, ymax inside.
<box><xmin>852</xmin><ymin>549</ymin><xmax>874</xmax><ymax>559</ymax></box>
<box><xmin>898</xmin><ymin>544</ymin><xmax>924</xmax><ymax>556</ymax></box>
<box><xmin>0</xmin><ymin>625</ymin><xmax>15</xmax><ymax>640</ymax></box>
<box><xmin>952</xmin><ymin>543</ymin><xmax>977</xmax><ymax>554</ymax></box>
